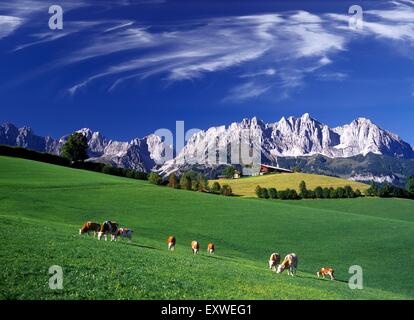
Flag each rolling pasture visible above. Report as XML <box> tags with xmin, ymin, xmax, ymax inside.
<box><xmin>209</xmin><ymin>172</ymin><xmax>369</xmax><ymax>197</ymax></box>
<box><xmin>0</xmin><ymin>156</ymin><xmax>413</xmax><ymax>299</ymax></box>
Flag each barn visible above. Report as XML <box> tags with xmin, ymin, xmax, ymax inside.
<box><xmin>259</xmin><ymin>164</ymin><xmax>293</xmax><ymax>175</ymax></box>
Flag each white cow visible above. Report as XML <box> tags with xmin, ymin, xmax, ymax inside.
<box><xmin>277</xmin><ymin>253</ymin><xmax>298</xmax><ymax>276</ymax></box>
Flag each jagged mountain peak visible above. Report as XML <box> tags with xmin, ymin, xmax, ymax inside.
<box><xmin>2</xmin><ymin>114</ymin><xmax>414</xmax><ymax>177</ymax></box>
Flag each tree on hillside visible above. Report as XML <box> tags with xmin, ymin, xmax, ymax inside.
<box><xmin>195</xmin><ymin>173</ymin><xmax>208</xmax><ymax>192</ymax></box>
<box><xmin>406</xmin><ymin>176</ymin><xmax>414</xmax><ymax>194</ymax></box>
<box><xmin>330</xmin><ymin>188</ymin><xmax>338</xmax><ymax>199</ymax></box>
<box><xmin>336</xmin><ymin>187</ymin><xmax>345</xmax><ymax>198</ymax></box>
<box><xmin>211</xmin><ymin>182</ymin><xmax>221</xmax><ymax>194</ymax></box>
<box><xmin>366</xmin><ymin>181</ymin><xmax>379</xmax><ymax>196</ymax></box>
<box><xmin>314</xmin><ymin>186</ymin><xmax>323</xmax><ymax>199</ymax></box>
<box><xmin>223</xmin><ymin>166</ymin><xmax>236</xmax><ymax>178</ymax></box>
<box><xmin>268</xmin><ymin>188</ymin><xmax>278</xmax><ymax>199</ymax></box>
<box><xmin>220</xmin><ymin>184</ymin><xmax>233</xmax><ymax>196</ymax></box>
<box><xmin>180</xmin><ymin>171</ymin><xmax>197</xmax><ymax>190</ymax></box>
<box><xmin>322</xmin><ymin>187</ymin><xmax>331</xmax><ymax>199</ymax></box>
<box><xmin>287</xmin><ymin>189</ymin><xmax>300</xmax><ymax>200</ymax></box>
<box><xmin>344</xmin><ymin>186</ymin><xmax>355</xmax><ymax>198</ymax></box>
<box><xmin>168</xmin><ymin>173</ymin><xmax>178</xmax><ymax>188</ymax></box>
<box><xmin>61</xmin><ymin>132</ymin><xmax>89</xmax><ymax>162</ymax></box>
<box><xmin>255</xmin><ymin>185</ymin><xmax>263</xmax><ymax>198</ymax></box>
<box><xmin>148</xmin><ymin>172</ymin><xmax>163</xmax><ymax>185</ymax></box>
<box><xmin>299</xmin><ymin>181</ymin><xmax>308</xmax><ymax>198</ymax></box>
<box><xmin>180</xmin><ymin>175</ymin><xmax>192</xmax><ymax>190</ymax></box>
<box><xmin>260</xmin><ymin>188</ymin><xmax>269</xmax><ymax>199</ymax></box>
<box><xmin>292</xmin><ymin>166</ymin><xmax>302</xmax><ymax>173</ymax></box>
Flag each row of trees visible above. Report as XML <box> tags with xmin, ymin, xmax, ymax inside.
<box><xmin>256</xmin><ymin>186</ymin><xmax>300</xmax><ymax>200</ymax></box>
<box><xmin>298</xmin><ymin>181</ymin><xmax>362</xmax><ymax>199</ymax></box>
<box><xmin>148</xmin><ymin>171</ymin><xmax>233</xmax><ymax>196</ymax></box>
<box><xmin>365</xmin><ymin>180</ymin><xmax>414</xmax><ymax>199</ymax></box>
<box><xmin>256</xmin><ymin>181</ymin><xmax>363</xmax><ymax>200</ymax></box>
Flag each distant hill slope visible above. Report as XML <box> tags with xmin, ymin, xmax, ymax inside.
<box><xmin>210</xmin><ymin>173</ymin><xmax>368</xmax><ymax>197</ymax></box>
<box><xmin>0</xmin><ymin>156</ymin><xmax>413</xmax><ymax>300</ymax></box>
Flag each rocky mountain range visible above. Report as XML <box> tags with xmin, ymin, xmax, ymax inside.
<box><xmin>1</xmin><ymin>114</ymin><xmax>414</xmax><ymax>183</ymax></box>
<box><xmin>0</xmin><ymin>123</ymin><xmax>170</xmax><ymax>172</ymax></box>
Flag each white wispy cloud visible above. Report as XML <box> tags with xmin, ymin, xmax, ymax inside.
<box><xmin>328</xmin><ymin>0</ymin><xmax>414</xmax><ymax>43</ymax></box>
<box><xmin>0</xmin><ymin>0</ymin><xmax>89</xmax><ymax>42</ymax></box>
<box><xmin>223</xmin><ymin>81</ymin><xmax>273</xmax><ymax>102</ymax></box>
<box><xmin>3</xmin><ymin>0</ymin><xmax>414</xmax><ymax>102</ymax></box>
<box><xmin>240</xmin><ymin>68</ymin><xmax>277</xmax><ymax>78</ymax></box>
<box><xmin>66</xmin><ymin>11</ymin><xmax>345</xmax><ymax>97</ymax></box>
<box><xmin>0</xmin><ymin>15</ymin><xmax>22</xmax><ymax>40</ymax></box>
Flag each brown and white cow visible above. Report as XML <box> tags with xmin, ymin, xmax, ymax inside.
<box><xmin>191</xmin><ymin>240</ymin><xmax>200</xmax><ymax>254</ymax></box>
<box><xmin>268</xmin><ymin>252</ymin><xmax>281</xmax><ymax>271</ymax></box>
<box><xmin>117</xmin><ymin>227</ymin><xmax>133</xmax><ymax>241</ymax></box>
<box><xmin>207</xmin><ymin>243</ymin><xmax>215</xmax><ymax>254</ymax></box>
<box><xmin>276</xmin><ymin>253</ymin><xmax>298</xmax><ymax>276</ymax></box>
<box><xmin>317</xmin><ymin>267</ymin><xmax>335</xmax><ymax>280</ymax></box>
<box><xmin>167</xmin><ymin>236</ymin><xmax>176</xmax><ymax>251</ymax></box>
<box><xmin>97</xmin><ymin>221</ymin><xmax>119</xmax><ymax>241</ymax></box>
<box><xmin>79</xmin><ymin>221</ymin><xmax>101</xmax><ymax>237</ymax></box>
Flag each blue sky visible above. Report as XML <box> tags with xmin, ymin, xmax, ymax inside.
<box><xmin>0</xmin><ymin>0</ymin><xmax>414</xmax><ymax>144</ymax></box>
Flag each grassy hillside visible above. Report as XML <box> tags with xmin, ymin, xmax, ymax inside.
<box><xmin>0</xmin><ymin>156</ymin><xmax>412</xmax><ymax>300</ymax></box>
<box><xmin>209</xmin><ymin>173</ymin><xmax>368</xmax><ymax>197</ymax></box>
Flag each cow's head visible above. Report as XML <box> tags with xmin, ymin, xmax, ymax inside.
<box><xmin>276</xmin><ymin>264</ymin><xmax>285</xmax><ymax>274</ymax></box>
<box><xmin>79</xmin><ymin>228</ymin><xmax>82</xmax><ymax>235</ymax></box>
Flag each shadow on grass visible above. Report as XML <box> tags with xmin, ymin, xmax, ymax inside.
<box><xmin>296</xmin><ymin>273</ymin><xmax>348</xmax><ymax>284</ymax></box>
<box><xmin>117</xmin><ymin>241</ymin><xmax>159</xmax><ymax>251</ymax></box>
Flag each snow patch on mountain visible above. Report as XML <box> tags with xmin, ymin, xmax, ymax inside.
<box><xmin>1</xmin><ymin>114</ymin><xmax>413</xmax><ymax>175</ymax></box>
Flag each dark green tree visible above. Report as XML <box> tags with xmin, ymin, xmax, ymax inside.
<box><xmin>366</xmin><ymin>181</ymin><xmax>379</xmax><ymax>196</ymax></box>
<box><xmin>292</xmin><ymin>166</ymin><xmax>302</xmax><ymax>173</ymax></box>
<box><xmin>180</xmin><ymin>175</ymin><xmax>192</xmax><ymax>190</ymax></box>
<box><xmin>220</xmin><ymin>184</ymin><xmax>233</xmax><ymax>196</ymax></box>
<box><xmin>261</xmin><ymin>188</ymin><xmax>269</xmax><ymax>199</ymax></box>
<box><xmin>211</xmin><ymin>182</ymin><xmax>221</xmax><ymax>194</ymax></box>
<box><xmin>336</xmin><ymin>187</ymin><xmax>345</xmax><ymax>198</ymax></box>
<box><xmin>255</xmin><ymin>185</ymin><xmax>263</xmax><ymax>198</ymax></box>
<box><xmin>299</xmin><ymin>181</ymin><xmax>308</xmax><ymax>198</ymax></box>
<box><xmin>196</xmin><ymin>173</ymin><xmax>208</xmax><ymax>192</ymax></box>
<box><xmin>277</xmin><ymin>190</ymin><xmax>288</xmax><ymax>200</ymax></box>
<box><xmin>125</xmin><ymin>169</ymin><xmax>135</xmax><ymax>179</ymax></box>
<box><xmin>268</xmin><ymin>188</ymin><xmax>278</xmax><ymax>199</ymax></box>
<box><xmin>134</xmin><ymin>171</ymin><xmax>148</xmax><ymax>180</ymax></box>
<box><xmin>314</xmin><ymin>186</ymin><xmax>323</xmax><ymax>198</ymax></box>
<box><xmin>329</xmin><ymin>188</ymin><xmax>338</xmax><ymax>199</ymax></box>
<box><xmin>307</xmin><ymin>190</ymin><xmax>315</xmax><ymax>199</ymax></box>
<box><xmin>344</xmin><ymin>186</ymin><xmax>354</xmax><ymax>198</ymax></box>
<box><xmin>223</xmin><ymin>166</ymin><xmax>236</xmax><ymax>178</ymax></box>
<box><xmin>168</xmin><ymin>173</ymin><xmax>178</xmax><ymax>188</ymax></box>
<box><xmin>148</xmin><ymin>172</ymin><xmax>163</xmax><ymax>185</ymax></box>
<box><xmin>61</xmin><ymin>132</ymin><xmax>89</xmax><ymax>162</ymax></box>
<box><xmin>180</xmin><ymin>171</ymin><xmax>197</xmax><ymax>190</ymax></box>
<box><xmin>287</xmin><ymin>189</ymin><xmax>300</xmax><ymax>200</ymax></box>
<box><xmin>406</xmin><ymin>176</ymin><xmax>414</xmax><ymax>194</ymax></box>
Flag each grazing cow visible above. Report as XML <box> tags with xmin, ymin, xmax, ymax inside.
<box><xmin>207</xmin><ymin>243</ymin><xmax>215</xmax><ymax>254</ymax></box>
<box><xmin>191</xmin><ymin>240</ymin><xmax>200</xmax><ymax>254</ymax></box>
<box><xmin>117</xmin><ymin>228</ymin><xmax>133</xmax><ymax>241</ymax></box>
<box><xmin>317</xmin><ymin>267</ymin><xmax>335</xmax><ymax>280</ymax></box>
<box><xmin>79</xmin><ymin>221</ymin><xmax>101</xmax><ymax>237</ymax></box>
<box><xmin>268</xmin><ymin>253</ymin><xmax>281</xmax><ymax>271</ymax></box>
<box><xmin>277</xmin><ymin>253</ymin><xmax>298</xmax><ymax>276</ymax></box>
<box><xmin>97</xmin><ymin>221</ymin><xmax>119</xmax><ymax>241</ymax></box>
<box><xmin>167</xmin><ymin>236</ymin><xmax>176</xmax><ymax>251</ymax></box>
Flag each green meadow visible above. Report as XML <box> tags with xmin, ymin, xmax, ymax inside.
<box><xmin>0</xmin><ymin>156</ymin><xmax>413</xmax><ymax>300</ymax></box>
